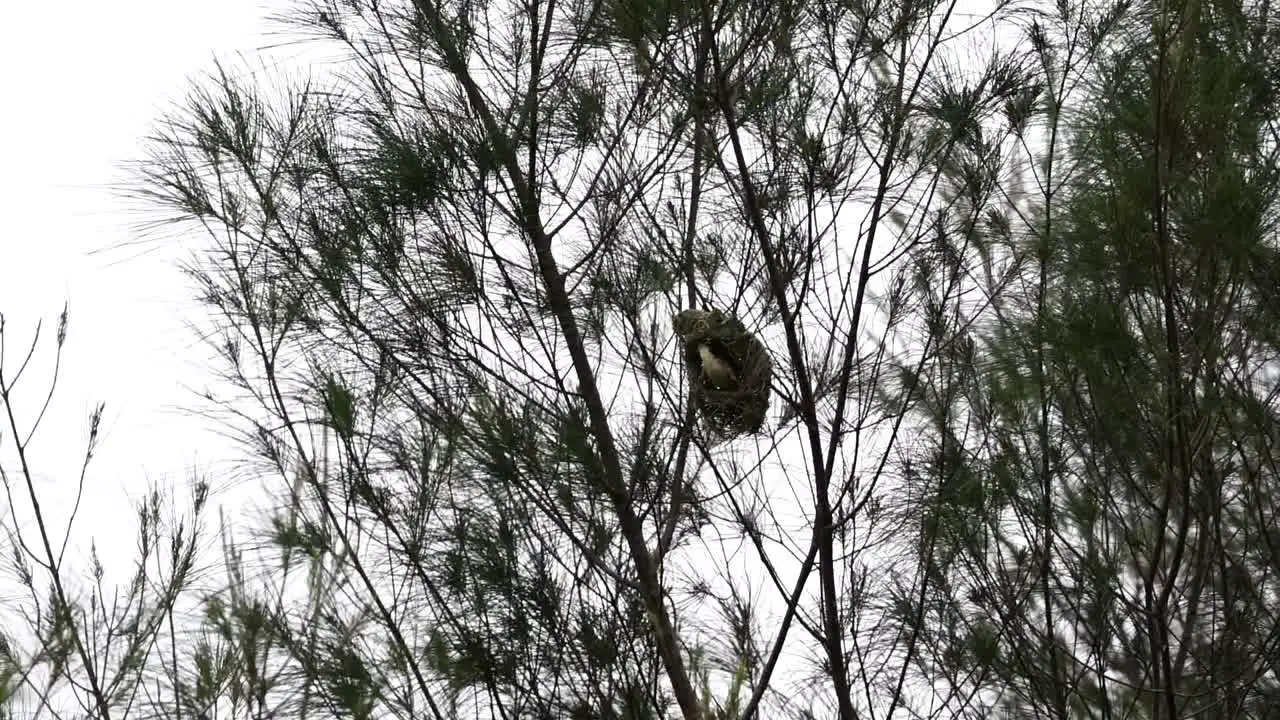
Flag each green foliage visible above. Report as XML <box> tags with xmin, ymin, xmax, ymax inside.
<box><xmin>882</xmin><ymin>0</ymin><xmax>1280</xmax><ymax>715</ymax></box>
<box><xmin>0</xmin><ymin>313</ymin><xmax>208</xmax><ymax>720</ymax></box>
<box><xmin>322</xmin><ymin>375</ymin><xmax>358</xmax><ymax>441</ymax></box>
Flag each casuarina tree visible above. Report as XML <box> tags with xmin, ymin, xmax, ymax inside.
<box><xmin>884</xmin><ymin>0</ymin><xmax>1280</xmax><ymax>716</ymax></box>
<box><xmin>108</xmin><ymin>0</ymin><xmax>1249</xmax><ymax>716</ymax></box>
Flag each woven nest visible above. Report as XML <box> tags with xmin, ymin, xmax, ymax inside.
<box><xmin>673</xmin><ymin>308</ymin><xmax>773</xmax><ymax>437</ymax></box>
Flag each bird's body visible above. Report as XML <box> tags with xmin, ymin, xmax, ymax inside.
<box><xmin>697</xmin><ymin>343</ymin><xmax>738</xmax><ymax>389</ymax></box>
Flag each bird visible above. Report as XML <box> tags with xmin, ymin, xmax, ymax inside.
<box><xmin>697</xmin><ymin>341</ymin><xmax>739</xmax><ymax>389</ymax></box>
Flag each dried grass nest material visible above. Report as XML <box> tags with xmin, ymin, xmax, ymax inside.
<box><xmin>672</xmin><ymin>308</ymin><xmax>773</xmax><ymax>436</ymax></box>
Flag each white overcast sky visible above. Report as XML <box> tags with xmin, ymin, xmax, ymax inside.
<box><xmin>0</xmin><ymin>0</ymin><xmax>287</xmax><ymax>577</ymax></box>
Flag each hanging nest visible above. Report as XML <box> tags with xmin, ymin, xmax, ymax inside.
<box><xmin>672</xmin><ymin>308</ymin><xmax>773</xmax><ymax>437</ymax></box>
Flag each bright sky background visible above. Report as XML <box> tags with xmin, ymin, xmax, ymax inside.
<box><xmin>0</xmin><ymin>0</ymin><xmax>285</xmax><ymax>580</ymax></box>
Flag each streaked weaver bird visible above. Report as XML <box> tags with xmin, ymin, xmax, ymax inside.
<box><xmin>696</xmin><ymin>342</ymin><xmax>739</xmax><ymax>389</ymax></box>
<box><xmin>672</xmin><ymin>308</ymin><xmax>737</xmax><ymax>385</ymax></box>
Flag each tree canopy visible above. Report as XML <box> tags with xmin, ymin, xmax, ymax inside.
<box><xmin>2</xmin><ymin>0</ymin><xmax>1279</xmax><ymax>717</ymax></box>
